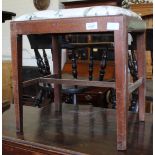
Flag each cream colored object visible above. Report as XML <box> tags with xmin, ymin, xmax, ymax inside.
<box><xmin>2</xmin><ymin>61</ymin><xmax>13</xmax><ymax>103</ymax></box>
<box><xmin>14</xmin><ymin>5</ymin><xmax>142</xmax><ymax>21</ymax></box>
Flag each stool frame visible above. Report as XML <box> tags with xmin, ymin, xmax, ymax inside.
<box><xmin>11</xmin><ymin>15</ymin><xmax>146</xmax><ymax>150</ymax></box>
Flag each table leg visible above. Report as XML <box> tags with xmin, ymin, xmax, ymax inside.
<box><xmin>11</xmin><ymin>33</ymin><xmax>23</xmax><ymax>133</ymax></box>
<box><xmin>52</xmin><ymin>35</ymin><xmax>62</xmax><ymax>112</ymax></box>
<box><xmin>114</xmin><ymin>28</ymin><xmax>128</xmax><ymax>150</ymax></box>
<box><xmin>137</xmin><ymin>32</ymin><xmax>146</xmax><ymax>121</ymax></box>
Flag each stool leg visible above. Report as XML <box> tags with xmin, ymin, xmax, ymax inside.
<box><xmin>11</xmin><ymin>33</ymin><xmax>23</xmax><ymax>133</ymax></box>
<box><xmin>52</xmin><ymin>35</ymin><xmax>62</xmax><ymax>112</ymax></box>
<box><xmin>114</xmin><ymin>29</ymin><xmax>128</xmax><ymax>150</ymax></box>
<box><xmin>136</xmin><ymin>32</ymin><xmax>146</xmax><ymax>121</ymax></box>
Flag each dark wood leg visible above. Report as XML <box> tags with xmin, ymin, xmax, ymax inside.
<box><xmin>114</xmin><ymin>28</ymin><xmax>128</xmax><ymax>150</ymax></box>
<box><xmin>136</xmin><ymin>32</ymin><xmax>146</xmax><ymax>121</ymax></box>
<box><xmin>11</xmin><ymin>33</ymin><xmax>23</xmax><ymax>133</ymax></box>
<box><xmin>52</xmin><ymin>35</ymin><xmax>62</xmax><ymax>112</ymax></box>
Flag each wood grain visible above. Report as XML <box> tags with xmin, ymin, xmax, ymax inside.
<box><xmin>10</xmin><ymin>15</ymin><xmax>146</xmax><ymax>151</ymax></box>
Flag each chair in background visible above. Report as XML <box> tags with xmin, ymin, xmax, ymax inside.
<box><xmin>26</xmin><ymin>34</ymin><xmax>53</xmax><ymax>107</ymax></box>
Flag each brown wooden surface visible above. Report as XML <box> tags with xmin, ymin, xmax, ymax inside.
<box><xmin>10</xmin><ymin>15</ymin><xmax>146</xmax><ymax>150</ymax></box>
<box><xmin>2</xmin><ymin>61</ymin><xmax>12</xmax><ymax>110</ymax></box>
<box><xmin>11</xmin><ymin>16</ymin><xmax>145</xmax><ymax>34</ymax></box>
<box><xmin>11</xmin><ymin>34</ymin><xmax>23</xmax><ymax>133</ymax></box>
<box><xmin>145</xmin><ymin>51</ymin><xmax>152</xmax><ymax>79</ymax></box>
<box><xmin>130</xmin><ymin>3</ymin><xmax>153</xmax><ymax>29</ymax></box>
<box><xmin>130</xmin><ymin>3</ymin><xmax>153</xmax><ymax>17</ymax></box>
<box><xmin>40</xmin><ymin>78</ymin><xmax>116</xmax><ymax>88</ymax></box>
<box><xmin>22</xmin><ymin>74</ymin><xmax>58</xmax><ymax>87</ymax></box>
<box><xmin>137</xmin><ymin>32</ymin><xmax>146</xmax><ymax>122</ymax></box>
<box><xmin>114</xmin><ymin>20</ymin><xmax>128</xmax><ymax>150</ymax></box>
<box><xmin>61</xmin><ymin>0</ymin><xmax>122</xmax><ymax>8</ymax></box>
<box><xmin>2</xmin><ymin>61</ymin><xmax>12</xmax><ymax>100</ymax></box>
<box><xmin>3</xmin><ymin>104</ymin><xmax>152</xmax><ymax>155</ymax></box>
<box><xmin>3</xmin><ymin>136</ymin><xmax>85</xmax><ymax>155</ymax></box>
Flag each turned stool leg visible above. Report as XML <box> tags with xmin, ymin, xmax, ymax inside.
<box><xmin>136</xmin><ymin>32</ymin><xmax>146</xmax><ymax>121</ymax></box>
<box><xmin>114</xmin><ymin>29</ymin><xmax>128</xmax><ymax>150</ymax></box>
<box><xmin>11</xmin><ymin>34</ymin><xmax>23</xmax><ymax>133</ymax></box>
<box><xmin>52</xmin><ymin>35</ymin><xmax>62</xmax><ymax>112</ymax></box>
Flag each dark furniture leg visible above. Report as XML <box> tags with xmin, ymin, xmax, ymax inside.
<box><xmin>52</xmin><ymin>35</ymin><xmax>62</xmax><ymax>112</ymax></box>
<box><xmin>11</xmin><ymin>33</ymin><xmax>23</xmax><ymax>133</ymax></box>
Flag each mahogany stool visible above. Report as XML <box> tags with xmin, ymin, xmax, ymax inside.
<box><xmin>11</xmin><ymin>15</ymin><xmax>146</xmax><ymax>150</ymax></box>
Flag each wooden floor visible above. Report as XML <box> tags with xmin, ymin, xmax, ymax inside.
<box><xmin>3</xmin><ymin>103</ymin><xmax>152</xmax><ymax>155</ymax></box>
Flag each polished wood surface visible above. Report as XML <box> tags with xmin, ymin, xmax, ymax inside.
<box><xmin>61</xmin><ymin>0</ymin><xmax>122</xmax><ymax>8</ymax></box>
<box><xmin>3</xmin><ymin>136</ymin><xmax>84</xmax><ymax>155</ymax></box>
<box><xmin>146</xmin><ymin>50</ymin><xmax>152</xmax><ymax>79</ymax></box>
<box><xmin>11</xmin><ymin>34</ymin><xmax>23</xmax><ymax>133</ymax></box>
<box><xmin>3</xmin><ymin>104</ymin><xmax>152</xmax><ymax>155</ymax></box>
<box><xmin>11</xmin><ymin>16</ymin><xmax>145</xmax><ymax>34</ymax></box>
<box><xmin>10</xmin><ymin>15</ymin><xmax>146</xmax><ymax>150</ymax></box>
<box><xmin>130</xmin><ymin>3</ymin><xmax>153</xmax><ymax>17</ymax></box>
<box><xmin>130</xmin><ymin>3</ymin><xmax>153</xmax><ymax>34</ymax></box>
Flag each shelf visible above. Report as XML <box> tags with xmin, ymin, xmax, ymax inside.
<box><xmin>61</xmin><ymin>0</ymin><xmax>121</xmax><ymax>8</ymax></box>
<box><xmin>130</xmin><ymin>3</ymin><xmax>153</xmax><ymax>17</ymax></box>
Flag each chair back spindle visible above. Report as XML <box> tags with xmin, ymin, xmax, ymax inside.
<box><xmin>43</xmin><ymin>49</ymin><xmax>51</xmax><ymax>75</ymax></box>
<box><xmin>99</xmin><ymin>50</ymin><xmax>107</xmax><ymax>81</ymax></box>
<box><xmin>89</xmin><ymin>49</ymin><xmax>94</xmax><ymax>81</ymax></box>
<box><xmin>34</xmin><ymin>49</ymin><xmax>46</xmax><ymax>75</ymax></box>
<box><xmin>72</xmin><ymin>50</ymin><xmax>78</xmax><ymax>79</ymax></box>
